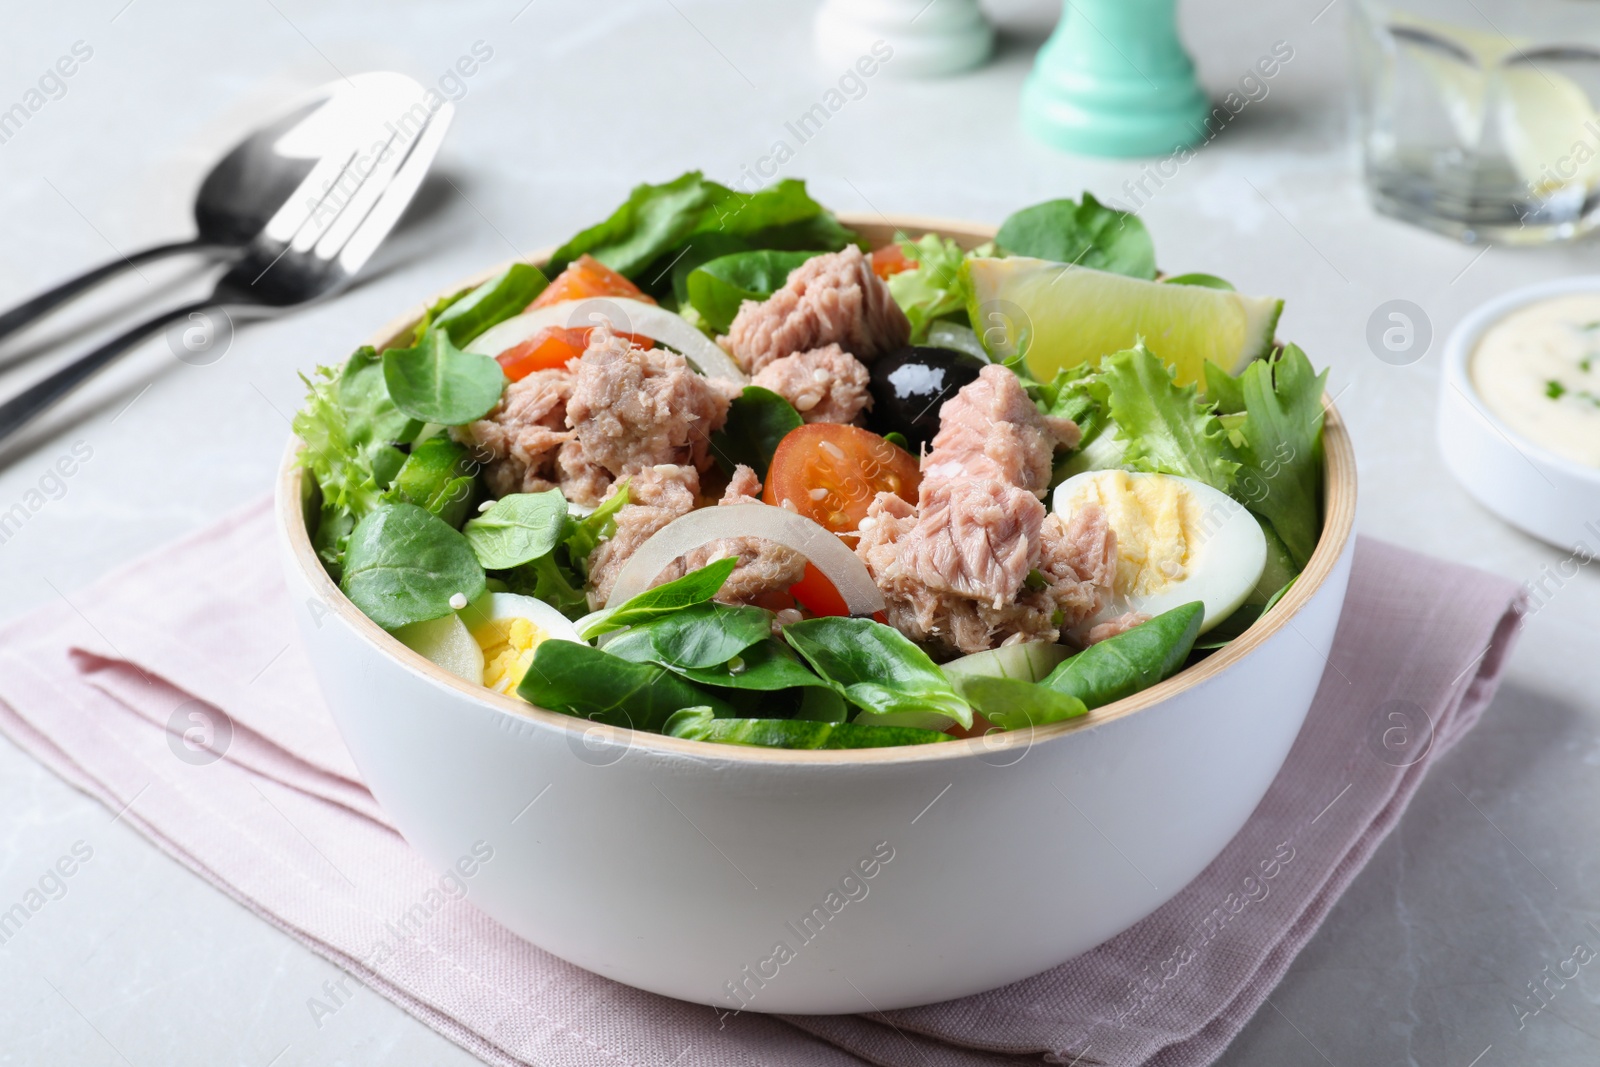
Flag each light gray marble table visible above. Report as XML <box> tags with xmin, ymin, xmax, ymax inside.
<box><xmin>0</xmin><ymin>1</ymin><xmax>1596</xmax><ymax>1064</ymax></box>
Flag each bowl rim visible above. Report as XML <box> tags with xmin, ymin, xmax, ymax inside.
<box><xmin>276</xmin><ymin>213</ymin><xmax>1359</xmax><ymax>765</ymax></box>
<box><xmin>1442</xmin><ymin>274</ymin><xmax>1600</xmax><ymax>485</ymax></box>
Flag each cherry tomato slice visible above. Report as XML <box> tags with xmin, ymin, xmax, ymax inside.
<box><xmin>788</xmin><ymin>562</ymin><xmax>850</xmax><ymax>617</ymax></box>
<box><xmin>869</xmin><ymin>244</ymin><xmax>918</xmax><ymax>280</ymax></box>
<box><xmin>496</xmin><ymin>326</ymin><xmax>656</xmax><ymax>382</ymax></box>
<box><xmin>763</xmin><ymin>423</ymin><xmax>920</xmax><ymax>534</ymax></box>
<box><xmin>531</xmin><ymin>254</ymin><xmax>656</xmax><ymax>309</ymax></box>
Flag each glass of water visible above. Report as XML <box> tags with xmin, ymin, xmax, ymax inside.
<box><xmin>1351</xmin><ymin>0</ymin><xmax>1600</xmax><ymax>243</ymax></box>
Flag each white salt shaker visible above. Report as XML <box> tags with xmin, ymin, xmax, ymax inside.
<box><xmin>814</xmin><ymin>0</ymin><xmax>994</xmax><ymax>77</ymax></box>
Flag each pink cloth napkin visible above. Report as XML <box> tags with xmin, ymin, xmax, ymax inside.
<box><xmin>0</xmin><ymin>497</ymin><xmax>1525</xmax><ymax>1067</ymax></box>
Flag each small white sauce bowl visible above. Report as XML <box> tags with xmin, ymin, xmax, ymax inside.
<box><xmin>1438</xmin><ymin>277</ymin><xmax>1600</xmax><ymax>558</ymax></box>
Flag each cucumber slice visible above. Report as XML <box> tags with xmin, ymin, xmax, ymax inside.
<box><xmin>663</xmin><ymin>708</ymin><xmax>951</xmax><ymax>749</ymax></box>
<box><xmin>393</xmin><ymin>612</ymin><xmax>484</xmax><ymax>685</ymax></box>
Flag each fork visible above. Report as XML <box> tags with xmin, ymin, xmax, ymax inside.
<box><xmin>0</xmin><ymin>100</ymin><xmax>455</xmax><ymax>453</ymax></box>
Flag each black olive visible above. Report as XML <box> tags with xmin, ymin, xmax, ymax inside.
<box><xmin>868</xmin><ymin>346</ymin><xmax>987</xmax><ymax>448</ymax></box>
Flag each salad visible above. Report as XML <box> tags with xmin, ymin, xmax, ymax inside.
<box><xmin>294</xmin><ymin>172</ymin><xmax>1327</xmax><ymax>751</ymax></box>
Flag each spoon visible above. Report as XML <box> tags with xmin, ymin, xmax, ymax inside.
<box><xmin>0</xmin><ymin>96</ymin><xmax>454</xmax><ymax>452</ymax></box>
<box><xmin>0</xmin><ymin>72</ymin><xmax>428</xmax><ymax>348</ymax></box>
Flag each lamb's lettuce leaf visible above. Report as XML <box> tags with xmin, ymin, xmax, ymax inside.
<box><xmin>580</xmin><ymin>558</ymin><xmax>738</xmax><ymax>639</ymax></box>
<box><xmin>464</xmin><ymin>489</ymin><xmax>569</xmax><ymax>569</ymax></box>
<box><xmin>382</xmin><ymin>329</ymin><xmax>506</xmax><ymax>425</ymax></box>
<box><xmin>995</xmin><ymin>193</ymin><xmax>1156</xmax><ymax>279</ymax></box>
<box><xmin>662</xmin><ymin>708</ymin><xmax>951</xmax><ymax>749</ymax></box>
<box><xmin>687</xmin><ymin>250</ymin><xmax>821</xmax><ymax>333</ymax></box>
<box><xmin>422</xmin><ymin>263</ymin><xmax>549</xmax><ymax>346</ymax></box>
<box><xmin>518</xmin><ymin>642</ymin><xmax>734</xmax><ymax>729</ymax></box>
<box><xmin>783</xmin><ymin>617</ymin><xmax>972</xmax><ymax>730</ymax></box>
<box><xmin>339</xmin><ymin>503</ymin><xmax>486</xmax><ymax>630</ymax></box>
<box><xmin>710</xmin><ymin>386</ymin><xmax>803</xmax><ymax>480</ymax></box>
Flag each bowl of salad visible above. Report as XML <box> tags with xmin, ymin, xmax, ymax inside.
<box><xmin>276</xmin><ymin>173</ymin><xmax>1356</xmax><ymax>1014</ymax></box>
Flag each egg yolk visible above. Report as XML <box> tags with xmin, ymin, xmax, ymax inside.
<box><xmin>1058</xmin><ymin>471</ymin><xmax>1207</xmax><ymax>598</ymax></box>
<box><xmin>470</xmin><ymin>616</ymin><xmax>550</xmax><ymax>696</ymax></box>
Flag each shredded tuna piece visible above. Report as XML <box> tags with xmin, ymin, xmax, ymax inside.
<box><xmin>855</xmin><ymin>485</ymin><xmax>1117</xmax><ymax>656</ymax></box>
<box><xmin>921</xmin><ymin>364</ymin><xmax>1080</xmax><ymax>498</ymax></box>
<box><xmin>585</xmin><ymin>465</ymin><xmax>699</xmax><ymax>609</ymax></box>
<box><xmin>1087</xmin><ymin>611</ymin><xmax>1151</xmax><ymax>645</ymax></box>
<box><xmin>566</xmin><ymin>328</ymin><xmax>730</xmax><ymax>487</ymax></box>
<box><xmin>553</xmin><ymin>438</ymin><xmax>613</xmax><ymax>508</ymax></box>
<box><xmin>452</xmin><ymin>368</ymin><xmax>574</xmax><ymax>497</ymax></box>
<box><xmin>750</xmin><ymin>344</ymin><xmax>873</xmax><ymax>425</ymax></box>
<box><xmin>719</xmin><ymin>464</ymin><xmax>763</xmax><ymax>505</ymax></box>
<box><xmin>724</xmin><ymin>246</ymin><xmax>910</xmax><ymax>373</ymax></box>
<box><xmin>663</xmin><ymin>464</ymin><xmax>807</xmax><ymax>607</ymax></box>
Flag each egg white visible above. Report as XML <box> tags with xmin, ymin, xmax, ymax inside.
<box><xmin>1052</xmin><ymin>470</ymin><xmax>1267</xmax><ymax>634</ymax></box>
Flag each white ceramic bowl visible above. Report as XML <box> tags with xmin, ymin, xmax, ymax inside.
<box><xmin>1438</xmin><ymin>276</ymin><xmax>1600</xmax><ymax>557</ymax></box>
<box><xmin>276</xmin><ymin>217</ymin><xmax>1358</xmax><ymax>1014</ymax></box>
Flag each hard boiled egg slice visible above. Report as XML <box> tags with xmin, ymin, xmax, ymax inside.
<box><xmin>1052</xmin><ymin>470</ymin><xmax>1266</xmax><ymax>634</ymax></box>
<box><xmin>463</xmin><ymin>592</ymin><xmax>584</xmax><ymax>697</ymax></box>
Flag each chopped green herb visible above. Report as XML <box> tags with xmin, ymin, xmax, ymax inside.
<box><xmin>1547</xmin><ymin>379</ymin><xmax>1567</xmax><ymax>400</ymax></box>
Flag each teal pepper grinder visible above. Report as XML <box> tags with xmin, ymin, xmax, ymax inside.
<box><xmin>1021</xmin><ymin>0</ymin><xmax>1209</xmax><ymax>157</ymax></box>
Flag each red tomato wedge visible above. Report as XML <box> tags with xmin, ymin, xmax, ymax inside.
<box><xmin>496</xmin><ymin>326</ymin><xmax>654</xmax><ymax>381</ymax></box>
<box><xmin>531</xmin><ymin>254</ymin><xmax>655</xmax><ymax>309</ymax></box>
<box><xmin>869</xmin><ymin>244</ymin><xmax>918</xmax><ymax>280</ymax></box>
<box><xmin>763</xmin><ymin>423</ymin><xmax>920</xmax><ymax>534</ymax></box>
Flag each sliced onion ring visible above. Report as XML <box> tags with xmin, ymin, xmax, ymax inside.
<box><xmin>466</xmin><ymin>297</ymin><xmax>748</xmax><ymax>384</ymax></box>
<box><xmin>605</xmin><ymin>503</ymin><xmax>886</xmax><ymax>616</ymax></box>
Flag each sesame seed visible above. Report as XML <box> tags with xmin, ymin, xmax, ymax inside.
<box><xmin>809</xmin><ymin>487</ymin><xmax>829</xmax><ymax>501</ymax></box>
<box><xmin>811</xmin><ymin>368</ymin><xmax>830</xmax><ymax>383</ymax></box>
<box><xmin>477</xmin><ymin>500</ymin><xmax>495</xmax><ymax>513</ymax></box>
<box><xmin>858</xmin><ymin>516</ymin><xmax>877</xmax><ymax>531</ymax></box>
<box><xmin>793</xmin><ymin>393</ymin><xmax>819</xmax><ymax>412</ymax></box>
<box><xmin>449</xmin><ymin>593</ymin><xmax>468</xmax><ymax>610</ymax></box>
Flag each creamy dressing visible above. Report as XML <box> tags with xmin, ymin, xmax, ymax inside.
<box><xmin>1471</xmin><ymin>294</ymin><xmax>1600</xmax><ymax>468</ymax></box>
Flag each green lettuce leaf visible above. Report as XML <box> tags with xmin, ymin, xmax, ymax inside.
<box><xmin>1231</xmin><ymin>345</ymin><xmax>1327</xmax><ymax>569</ymax></box>
<box><xmin>887</xmin><ymin>233</ymin><xmax>991</xmax><ymax>341</ymax></box>
<box><xmin>1100</xmin><ymin>344</ymin><xmax>1240</xmax><ymax>493</ymax></box>
<box><xmin>546</xmin><ymin>172</ymin><xmax>859</xmax><ymax>288</ymax></box>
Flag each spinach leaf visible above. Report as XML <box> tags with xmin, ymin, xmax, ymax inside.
<box><xmin>1232</xmin><ymin>345</ymin><xmax>1327</xmax><ymax>570</ymax></box>
<box><xmin>340</xmin><ymin>503</ymin><xmax>486</xmax><ymax>630</ymax></box>
<box><xmin>427</xmin><ymin>263</ymin><xmax>549</xmax><ymax>345</ymax></box>
<box><xmin>796</xmin><ymin>685</ymin><xmax>849</xmax><ymax>723</ymax></box>
<box><xmin>566</xmin><ymin>481</ymin><xmax>629</xmax><ymax>577</ymax></box>
<box><xmin>382</xmin><ymin>329</ymin><xmax>506</xmax><ymax>425</ymax></box>
<box><xmin>385</xmin><ymin>437</ymin><xmax>478</xmax><ymax>528</ymax></box>
<box><xmin>1100</xmin><ymin>344</ymin><xmax>1240</xmax><ymax>493</ymax></box>
<box><xmin>580</xmin><ymin>558</ymin><xmax>737</xmax><ymax>639</ymax></box>
<box><xmin>995</xmin><ymin>193</ymin><xmax>1156</xmax><ymax>279</ymax></box>
<box><xmin>687</xmin><ymin>250</ymin><xmax>820</xmax><ymax>333</ymax></box>
<box><xmin>962</xmin><ymin>677</ymin><xmax>1087</xmax><ymax>731</ymax></box>
<box><xmin>464</xmin><ymin>489</ymin><xmax>569</xmax><ymax>569</ymax></box>
<box><xmin>546</xmin><ymin>172</ymin><xmax>858</xmax><ymax>286</ymax></box>
<box><xmin>1041</xmin><ymin>602</ymin><xmax>1203</xmax><ymax>709</ymax></box>
<box><xmin>663</xmin><ymin>708</ymin><xmax>951</xmax><ymax>749</ymax></box>
<box><xmin>783</xmin><ymin>617</ymin><xmax>973</xmax><ymax>729</ymax></box>
<box><xmin>710</xmin><ymin>387</ymin><xmax>803</xmax><ymax>479</ymax></box>
<box><xmin>518</xmin><ymin>642</ymin><xmax>733</xmax><ymax>729</ymax></box>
